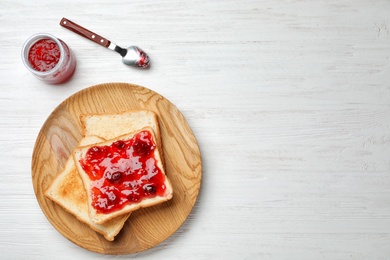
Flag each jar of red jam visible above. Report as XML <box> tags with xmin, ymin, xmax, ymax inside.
<box><xmin>21</xmin><ymin>33</ymin><xmax>76</xmax><ymax>84</ymax></box>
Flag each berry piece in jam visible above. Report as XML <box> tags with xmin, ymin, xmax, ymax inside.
<box><xmin>133</xmin><ymin>139</ymin><xmax>153</xmax><ymax>156</ymax></box>
<box><xmin>143</xmin><ymin>184</ymin><xmax>157</xmax><ymax>195</ymax></box>
<box><xmin>106</xmin><ymin>171</ymin><xmax>122</xmax><ymax>184</ymax></box>
<box><xmin>113</xmin><ymin>140</ymin><xmax>126</xmax><ymax>149</ymax></box>
<box><xmin>79</xmin><ymin>130</ymin><xmax>166</xmax><ymax>214</ymax></box>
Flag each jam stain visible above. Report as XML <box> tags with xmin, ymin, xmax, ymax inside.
<box><xmin>28</xmin><ymin>38</ymin><xmax>61</xmax><ymax>72</ymax></box>
<box><xmin>80</xmin><ymin>130</ymin><xmax>166</xmax><ymax>214</ymax></box>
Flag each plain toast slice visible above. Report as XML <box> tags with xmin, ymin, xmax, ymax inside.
<box><xmin>45</xmin><ymin>136</ymin><xmax>130</xmax><ymax>241</ymax></box>
<box><xmin>80</xmin><ymin>110</ymin><xmax>161</xmax><ymax>146</ymax></box>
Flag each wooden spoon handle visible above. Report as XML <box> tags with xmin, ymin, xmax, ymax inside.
<box><xmin>60</xmin><ymin>17</ymin><xmax>111</xmax><ymax>48</ymax></box>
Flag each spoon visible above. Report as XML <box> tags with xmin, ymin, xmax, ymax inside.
<box><xmin>60</xmin><ymin>17</ymin><xmax>150</xmax><ymax>68</ymax></box>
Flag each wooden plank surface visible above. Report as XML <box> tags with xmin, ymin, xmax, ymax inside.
<box><xmin>1</xmin><ymin>0</ymin><xmax>390</xmax><ymax>259</ymax></box>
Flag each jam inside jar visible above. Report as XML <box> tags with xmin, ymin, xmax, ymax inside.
<box><xmin>28</xmin><ymin>38</ymin><xmax>61</xmax><ymax>72</ymax></box>
<box><xmin>22</xmin><ymin>33</ymin><xmax>76</xmax><ymax>84</ymax></box>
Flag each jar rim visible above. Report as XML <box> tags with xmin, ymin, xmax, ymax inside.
<box><xmin>21</xmin><ymin>33</ymin><xmax>66</xmax><ymax>76</ymax></box>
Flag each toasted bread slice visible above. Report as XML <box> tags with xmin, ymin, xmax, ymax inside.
<box><xmin>80</xmin><ymin>110</ymin><xmax>161</xmax><ymax>146</ymax></box>
<box><xmin>73</xmin><ymin>127</ymin><xmax>173</xmax><ymax>224</ymax></box>
<box><xmin>45</xmin><ymin>136</ymin><xmax>130</xmax><ymax>241</ymax></box>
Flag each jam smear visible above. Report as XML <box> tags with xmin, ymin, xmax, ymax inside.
<box><xmin>28</xmin><ymin>38</ymin><xmax>60</xmax><ymax>72</ymax></box>
<box><xmin>137</xmin><ymin>48</ymin><xmax>150</xmax><ymax>68</ymax></box>
<box><xmin>79</xmin><ymin>130</ymin><xmax>166</xmax><ymax>214</ymax></box>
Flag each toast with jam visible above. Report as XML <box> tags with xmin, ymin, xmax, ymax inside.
<box><xmin>73</xmin><ymin>127</ymin><xmax>173</xmax><ymax>224</ymax></box>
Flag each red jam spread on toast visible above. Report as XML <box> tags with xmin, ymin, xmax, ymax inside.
<box><xmin>79</xmin><ymin>130</ymin><xmax>166</xmax><ymax>214</ymax></box>
<box><xmin>28</xmin><ymin>38</ymin><xmax>61</xmax><ymax>72</ymax></box>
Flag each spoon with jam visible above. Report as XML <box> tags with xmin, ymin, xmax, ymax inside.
<box><xmin>60</xmin><ymin>17</ymin><xmax>150</xmax><ymax>68</ymax></box>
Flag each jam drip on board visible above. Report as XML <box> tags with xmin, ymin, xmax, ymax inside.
<box><xmin>28</xmin><ymin>38</ymin><xmax>61</xmax><ymax>72</ymax></box>
<box><xmin>79</xmin><ymin>130</ymin><xmax>166</xmax><ymax>214</ymax></box>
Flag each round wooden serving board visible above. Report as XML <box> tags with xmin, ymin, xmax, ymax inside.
<box><xmin>31</xmin><ymin>82</ymin><xmax>202</xmax><ymax>254</ymax></box>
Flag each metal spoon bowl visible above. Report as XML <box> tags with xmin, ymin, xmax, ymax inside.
<box><xmin>110</xmin><ymin>44</ymin><xmax>150</xmax><ymax>68</ymax></box>
<box><xmin>60</xmin><ymin>18</ymin><xmax>150</xmax><ymax>68</ymax></box>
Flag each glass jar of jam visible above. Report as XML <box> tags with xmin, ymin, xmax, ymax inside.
<box><xmin>21</xmin><ymin>33</ymin><xmax>76</xmax><ymax>84</ymax></box>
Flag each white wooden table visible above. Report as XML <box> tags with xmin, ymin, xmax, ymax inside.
<box><xmin>1</xmin><ymin>0</ymin><xmax>390</xmax><ymax>259</ymax></box>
